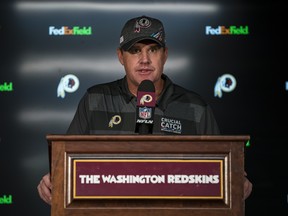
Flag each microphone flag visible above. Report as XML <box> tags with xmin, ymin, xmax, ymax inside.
<box><xmin>135</xmin><ymin>80</ymin><xmax>156</xmax><ymax>134</ymax></box>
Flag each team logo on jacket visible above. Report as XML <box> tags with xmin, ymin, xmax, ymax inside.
<box><xmin>139</xmin><ymin>107</ymin><xmax>152</xmax><ymax>119</ymax></box>
<box><xmin>108</xmin><ymin>115</ymin><xmax>121</xmax><ymax>128</ymax></box>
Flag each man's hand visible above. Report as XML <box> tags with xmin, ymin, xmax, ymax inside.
<box><xmin>37</xmin><ymin>173</ymin><xmax>52</xmax><ymax>205</ymax></box>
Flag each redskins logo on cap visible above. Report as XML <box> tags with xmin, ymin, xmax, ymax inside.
<box><xmin>135</xmin><ymin>17</ymin><xmax>151</xmax><ymax>33</ymax></box>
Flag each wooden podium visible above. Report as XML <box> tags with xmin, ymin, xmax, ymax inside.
<box><xmin>47</xmin><ymin>135</ymin><xmax>249</xmax><ymax>216</ymax></box>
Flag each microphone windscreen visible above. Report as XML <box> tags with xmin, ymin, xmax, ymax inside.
<box><xmin>138</xmin><ymin>80</ymin><xmax>155</xmax><ymax>92</ymax></box>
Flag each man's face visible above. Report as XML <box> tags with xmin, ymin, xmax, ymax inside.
<box><xmin>117</xmin><ymin>40</ymin><xmax>168</xmax><ymax>95</ymax></box>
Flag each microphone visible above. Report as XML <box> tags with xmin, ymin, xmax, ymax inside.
<box><xmin>135</xmin><ymin>80</ymin><xmax>156</xmax><ymax>134</ymax></box>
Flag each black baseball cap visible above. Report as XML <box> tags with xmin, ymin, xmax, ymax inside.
<box><xmin>119</xmin><ymin>15</ymin><xmax>166</xmax><ymax>51</ymax></box>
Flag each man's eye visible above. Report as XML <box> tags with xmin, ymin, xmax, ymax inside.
<box><xmin>149</xmin><ymin>46</ymin><xmax>160</xmax><ymax>52</ymax></box>
<box><xmin>128</xmin><ymin>48</ymin><xmax>140</xmax><ymax>54</ymax></box>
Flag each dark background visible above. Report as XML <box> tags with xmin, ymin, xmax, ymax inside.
<box><xmin>0</xmin><ymin>0</ymin><xmax>287</xmax><ymax>215</ymax></box>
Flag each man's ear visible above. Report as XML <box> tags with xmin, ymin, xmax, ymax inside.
<box><xmin>117</xmin><ymin>48</ymin><xmax>124</xmax><ymax>65</ymax></box>
<box><xmin>163</xmin><ymin>47</ymin><xmax>168</xmax><ymax>63</ymax></box>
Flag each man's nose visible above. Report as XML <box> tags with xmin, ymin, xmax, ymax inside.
<box><xmin>139</xmin><ymin>51</ymin><xmax>151</xmax><ymax>63</ymax></box>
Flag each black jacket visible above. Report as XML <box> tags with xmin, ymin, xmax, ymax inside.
<box><xmin>67</xmin><ymin>74</ymin><xmax>220</xmax><ymax>135</ymax></box>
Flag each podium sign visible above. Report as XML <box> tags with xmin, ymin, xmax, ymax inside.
<box><xmin>73</xmin><ymin>159</ymin><xmax>223</xmax><ymax>199</ymax></box>
<box><xmin>47</xmin><ymin>135</ymin><xmax>249</xmax><ymax>216</ymax></box>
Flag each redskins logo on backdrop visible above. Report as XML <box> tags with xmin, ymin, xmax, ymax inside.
<box><xmin>214</xmin><ymin>73</ymin><xmax>237</xmax><ymax>98</ymax></box>
<box><xmin>57</xmin><ymin>74</ymin><xmax>80</xmax><ymax>98</ymax></box>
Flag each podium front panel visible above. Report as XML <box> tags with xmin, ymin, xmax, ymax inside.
<box><xmin>47</xmin><ymin>135</ymin><xmax>249</xmax><ymax>216</ymax></box>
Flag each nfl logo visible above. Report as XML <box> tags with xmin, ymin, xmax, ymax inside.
<box><xmin>139</xmin><ymin>107</ymin><xmax>152</xmax><ymax>119</ymax></box>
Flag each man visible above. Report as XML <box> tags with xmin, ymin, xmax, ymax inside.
<box><xmin>37</xmin><ymin>15</ymin><xmax>252</xmax><ymax>204</ymax></box>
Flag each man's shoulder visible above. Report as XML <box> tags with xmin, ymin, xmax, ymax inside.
<box><xmin>87</xmin><ymin>78</ymin><xmax>123</xmax><ymax>94</ymax></box>
<box><xmin>172</xmin><ymin>83</ymin><xmax>208</xmax><ymax>106</ymax></box>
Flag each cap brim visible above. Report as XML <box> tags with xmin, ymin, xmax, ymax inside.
<box><xmin>120</xmin><ymin>37</ymin><xmax>165</xmax><ymax>51</ymax></box>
